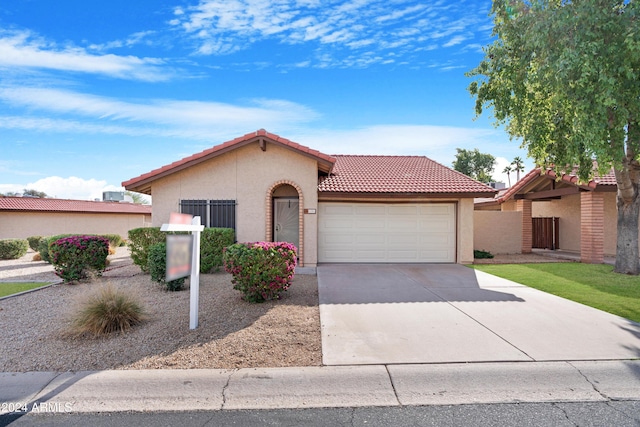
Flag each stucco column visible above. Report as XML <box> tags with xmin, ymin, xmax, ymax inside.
<box><xmin>516</xmin><ymin>199</ymin><xmax>532</xmax><ymax>253</ymax></box>
<box><xmin>580</xmin><ymin>191</ymin><xmax>605</xmax><ymax>264</ymax></box>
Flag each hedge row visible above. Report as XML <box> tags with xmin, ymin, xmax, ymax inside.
<box><xmin>128</xmin><ymin>227</ymin><xmax>235</xmax><ymax>274</ymax></box>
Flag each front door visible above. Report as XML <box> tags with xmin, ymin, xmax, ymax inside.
<box><xmin>274</xmin><ymin>198</ymin><xmax>299</xmax><ymax>249</ymax></box>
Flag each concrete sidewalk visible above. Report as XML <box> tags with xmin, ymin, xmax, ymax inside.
<box><xmin>1</xmin><ymin>360</ymin><xmax>640</xmax><ymax>414</ymax></box>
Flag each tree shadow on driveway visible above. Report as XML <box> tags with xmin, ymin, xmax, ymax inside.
<box><xmin>318</xmin><ymin>264</ymin><xmax>525</xmax><ymax>305</ymax></box>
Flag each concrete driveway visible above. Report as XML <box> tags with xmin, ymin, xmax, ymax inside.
<box><xmin>318</xmin><ymin>264</ymin><xmax>640</xmax><ymax>365</ymax></box>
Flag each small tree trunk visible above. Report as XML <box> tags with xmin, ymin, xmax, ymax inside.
<box><xmin>614</xmin><ymin>191</ymin><xmax>640</xmax><ymax>274</ymax></box>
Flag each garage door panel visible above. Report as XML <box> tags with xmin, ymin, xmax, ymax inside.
<box><xmin>355</xmin><ymin>205</ymin><xmax>387</xmax><ymax>215</ymax></box>
<box><xmin>356</xmin><ymin>234</ymin><xmax>386</xmax><ymax>244</ymax></box>
<box><xmin>419</xmin><ymin>219</ymin><xmax>454</xmax><ymax>232</ymax></box>
<box><xmin>420</xmin><ymin>204</ymin><xmax>452</xmax><ymax>215</ymax></box>
<box><xmin>419</xmin><ymin>233</ymin><xmax>453</xmax><ymax>244</ymax></box>
<box><xmin>388</xmin><ymin>234</ymin><xmax>418</xmax><ymax>245</ymax></box>
<box><xmin>356</xmin><ymin>219</ymin><xmax>386</xmax><ymax>229</ymax></box>
<box><xmin>388</xmin><ymin>205</ymin><xmax>418</xmax><ymax>215</ymax></box>
<box><xmin>388</xmin><ymin>250</ymin><xmax>419</xmax><ymax>260</ymax></box>
<box><xmin>324</xmin><ymin>234</ymin><xmax>355</xmax><ymax>244</ymax></box>
<box><xmin>388</xmin><ymin>220</ymin><xmax>418</xmax><ymax>231</ymax></box>
<box><xmin>319</xmin><ymin>203</ymin><xmax>456</xmax><ymax>263</ymax></box>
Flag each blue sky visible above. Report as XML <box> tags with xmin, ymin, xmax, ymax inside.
<box><xmin>0</xmin><ymin>0</ymin><xmax>532</xmax><ymax>200</ymax></box>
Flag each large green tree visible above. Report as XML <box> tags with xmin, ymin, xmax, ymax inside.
<box><xmin>468</xmin><ymin>0</ymin><xmax>640</xmax><ymax>274</ymax></box>
<box><xmin>452</xmin><ymin>148</ymin><xmax>496</xmax><ymax>183</ymax></box>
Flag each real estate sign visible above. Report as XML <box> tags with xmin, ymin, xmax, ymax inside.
<box><xmin>161</xmin><ymin>213</ymin><xmax>204</xmax><ymax>329</ymax></box>
<box><xmin>166</xmin><ymin>234</ymin><xmax>193</xmax><ymax>282</ymax></box>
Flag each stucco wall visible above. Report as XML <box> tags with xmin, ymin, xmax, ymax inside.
<box><xmin>0</xmin><ymin>212</ymin><xmax>151</xmax><ymax>240</ymax></box>
<box><xmin>150</xmin><ymin>142</ymin><xmax>320</xmax><ymax>266</ymax></box>
<box><xmin>531</xmin><ymin>192</ymin><xmax>617</xmax><ymax>256</ymax></box>
<box><xmin>474</xmin><ymin>210</ymin><xmax>522</xmax><ymax>254</ymax></box>
<box><xmin>457</xmin><ymin>198</ymin><xmax>475</xmax><ymax>264</ymax></box>
<box><xmin>532</xmin><ymin>194</ymin><xmax>581</xmax><ymax>253</ymax></box>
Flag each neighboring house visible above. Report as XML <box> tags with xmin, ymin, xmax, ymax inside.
<box><xmin>475</xmin><ymin>167</ymin><xmax>618</xmax><ymax>263</ymax></box>
<box><xmin>123</xmin><ymin>129</ymin><xmax>495</xmax><ymax>267</ymax></box>
<box><xmin>0</xmin><ymin>197</ymin><xmax>152</xmax><ymax>240</ymax></box>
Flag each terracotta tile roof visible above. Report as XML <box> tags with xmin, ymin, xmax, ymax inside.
<box><xmin>479</xmin><ymin>167</ymin><xmax>618</xmax><ymax>206</ymax></box>
<box><xmin>123</xmin><ymin>129</ymin><xmax>337</xmax><ymax>194</ymax></box>
<box><xmin>0</xmin><ymin>197</ymin><xmax>152</xmax><ymax>214</ymax></box>
<box><xmin>318</xmin><ymin>155</ymin><xmax>496</xmax><ymax>196</ymax></box>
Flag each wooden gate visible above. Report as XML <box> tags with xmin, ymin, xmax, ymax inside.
<box><xmin>532</xmin><ymin>217</ymin><xmax>559</xmax><ymax>249</ymax></box>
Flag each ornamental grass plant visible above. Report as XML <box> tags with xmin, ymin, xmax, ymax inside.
<box><xmin>71</xmin><ymin>285</ymin><xmax>147</xmax><ymax>336</ymax></box>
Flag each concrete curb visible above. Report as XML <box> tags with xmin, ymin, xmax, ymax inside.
<box><xmin>1</xmin><ymin>360</ymin><xmax>639</xmax><ymax>414</ymax></box>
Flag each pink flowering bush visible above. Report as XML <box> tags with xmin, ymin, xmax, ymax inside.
<box><xmin>223</xmin><ymin>242</ymin><xmax>297</xmax><ymax>303</ymax></box>
<box><xmin>49</xmin><ymin>235</ymin><xmax>110</xmax><ymax>283</ymax></box>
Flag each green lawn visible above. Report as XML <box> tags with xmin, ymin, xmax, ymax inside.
<box><xmin>471</xmin><ymin>263</ymin><xmax>640</xmax><ymax>323</ymax></box>
<box><xmin>0</xmin><ymin>282</ymin><xmax>50</xmax><ymax>298</ymax></box>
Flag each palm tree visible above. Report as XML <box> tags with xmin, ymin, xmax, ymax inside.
<box><xmin>511</xmin><ymin>157</ymin><xmax>525</xmax><ymax>181</ymax></box>
<box><xmin>502</xmin><ymin>165</ymin><xmax>513</xmax><ymax>187</ymax></box>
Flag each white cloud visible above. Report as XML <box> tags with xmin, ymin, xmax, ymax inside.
<box><xmin>172</xmin><ymin>0</ymin><xmax>492</xmax><ymax>68</ymax></box>
<box><xmin>443</xmin><ymin>35</ymin><xmax>467</xmax><ymax>48</ymax></box>
<box><xmin>494</xmin><ymin>156</ymin><xmax>535</xmax><ymax>187</ymax></box>
<box><xmin>88</xmin><ymin>31</ymin><xmax>158</xmax><ymax>52</ymax></box>
<box><xmin>288</xmin><ymin>125</ymin><xmax>501</xmax><ymax>163</ymax></box>
<box><xmin>0</xmin><ymin>30</ymin><xmax>173</xmax><ymax>81</ymax></box>
<box><xmin>1</xmin><ymin>176</ymin><xmax>122</xmax><ymax>200</ymax></box>
<box><xmin>0</xmin><ymin>86</ymin><xmax>319</xmax><ymax>140</ymax></box>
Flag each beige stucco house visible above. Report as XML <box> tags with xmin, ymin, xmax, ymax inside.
<box><xmin>0</xmin><ymin>197</ymin><xmax>152</xmax><ymax>240</ymax></box>
<box><xmin>475</xmin><ymin>167</ymin><xmax>618</xmax><ymax>263</ymax></box>
<box><xmin>123</xmin><ymin>129</ymin><xmax>496</xmax><ymax>267</ymax></box>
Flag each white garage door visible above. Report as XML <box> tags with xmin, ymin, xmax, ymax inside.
<box><xmin>318</xmin><ymin>203</ymin><xmax>456</xmax><ymax>263</ymax></box>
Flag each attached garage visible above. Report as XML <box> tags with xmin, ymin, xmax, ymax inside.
<box><xmin>318</xmin><ymin>202</ymin><xmax>456</xmax><ymax>263</ymax></box>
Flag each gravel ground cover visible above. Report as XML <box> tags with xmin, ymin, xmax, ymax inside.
<box><xmin>0</xmin><ymin>248</ymin><xmax>321</xmax><ymax>372</ymax></box>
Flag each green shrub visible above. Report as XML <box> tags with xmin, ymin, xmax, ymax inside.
<box><xmin>37</xmin><ymin>237</ymin><xmax>51</xmax><ymax>262</ymax></box>
<box><xmin>474</xmin><ymin>249</ymin><xmax>495</xmax><ymax>259</ymax></box>
<box><xmin>223</xmin><ymin>242</ymin><xmax>297</xmax><ymax>303</ymax></box>
<box><xmin>0</xmin><ymin>239</ymin><xmax>29</xmax><ymax>260</ymax></box>
<box><xmin>148</xmin><ymin>242</ymin><xmax>185</xmax><ymax>291</ymax></box>
<box><xmin>49</xmin><ymin>235</ymin><xmax>110</xmax><ymax>282</ymax></box>
<box><xmin>200</xmin><ymin>228</ymin><xmax>235</xmax><ymax>273</ymax></box>
<box><xmin>71</xmin><ymin>285</ymin><xmax>147</xmax><ymax>336</ymax></box>
<box><xmin>26</xmin><ymin>236</ymin><xmax>43</xmax><ymax>251</ymax></box>
<box><xmin>128</xmin><ymin>227</ymin><xmax>165</xmax><ymax>273</ymax></box>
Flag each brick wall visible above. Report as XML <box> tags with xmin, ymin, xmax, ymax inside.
<box><xmin>580</xmin><ymin>191</ymin><xmax>605</xmax><ymax>264</ymax></box>
<box><xmin>516</xmin><ymin>199</ymin><xmax>532</xmax><ymax>253</ymax></box>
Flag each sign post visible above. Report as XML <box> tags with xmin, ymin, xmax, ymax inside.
<box><xmin>161</xmin><ymin>214</ymin><xmax>204</xmax><ymax>329</ymax></box>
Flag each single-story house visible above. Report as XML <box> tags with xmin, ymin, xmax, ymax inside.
<box><xmin>123</xmin><ymin>129</ymin><xmax>495</xmax><ymax>267</ymax></box>
<box><xmin>475</xmin><ymin>167</ymin><xmax>618</xmax><ymax>263</ymax></box>
<box><xmin>0</xmin><ymin>197</ymin><xmax>152</xmax><ymax>240</ymax></box>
